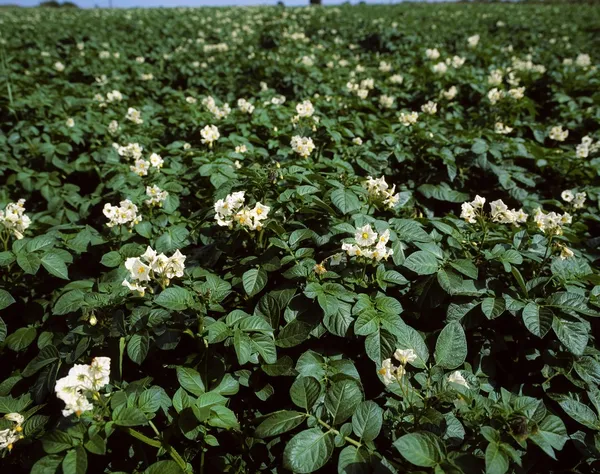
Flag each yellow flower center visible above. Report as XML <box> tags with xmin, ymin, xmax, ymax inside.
<box><xmin>256</xmin><ymin>208</ymin><xmax>263</xmax><ymax>215</ymax></box>
<box><xmin>362</xmin><ymin>232</ymin><xmax>368</xmax><ymax>239</ymax></box>
<box><xmin>138</xmin><ymin>267</ymin><xmax>146</xmax><ymax>274</ymax></box>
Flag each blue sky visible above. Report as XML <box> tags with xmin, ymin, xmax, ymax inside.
<box><xmin>3</xmin><ymin>0</ymin><xmax>418</xmax><ymax>7</ymax></box>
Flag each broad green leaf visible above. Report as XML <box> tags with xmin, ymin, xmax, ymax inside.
<box><xmin>290</xmin><ymin>377</ymin><xmax>321</xmax><ymax>410</ymax></box>
<box><xmin>403</xmin><ymin>251</ymin><xmax>439</xmax><ymax>275</ymax></box>
<box><xmin>62</xmin><ymin>447</ymin><xmax>87</xmax><ymax>474</ymax></box>
<box><xmin>0</xmin><ymin>289</ymin><xmax>15</xmax><ymax>311</ymax></box>
<box><xmin>331</xmin><ymin>188</ymin><xmax>361</xmax><ymax>215</ymax></box>
<box><xmin>434</xmin><ymin>322</ymin><xmax>467</xmax><ymax>369</ymax></box>
<box><xmin>41</xmin><ymin>253</ymin><xmax>69</xmax><ymax>280</ymax></box>
<box><xmin>552</xmin><ymin>316</ymin><xmax>589</xmax><ymax>356</ymax></box>
<box><xmin>155</xmin><ymin>286</ymin><xmax>192</xmax><ymax>311</ymax></box>
<box><xmin>485</xmin><ymin>442</ymin><xmax>509</xmax><ymax>474</ymax></box>
<box><xmin>255</xmin><ymin>410</ymin><xmax>307</xmax><ymax>438</ymax></box>
<box><xmin>393</xmin><ymin>432</ymin><xmax>445</xmax><ymax>467</ymax></box>
<box><xmin>522</xmin><ymin>303</ymin><xmax>552</xmax><ymax>338</ymax></box>
<box><xmin>352</xmin><ymin>401</ymin><xmax>383</xmax><ymax>442</ymax></box>
<box><xmin>243</xmin><ymin>268</ymin><xmax>268</xmax><ymax>297</ymax></box>
<box><xmin>283</xmin><ymin>428</ymin><xmax>334</xmax><ymax>473</ymax></box>
<box><xmin>176</xmin><ymin>367</ymin><xmax>205</xmax><ymax>396</ymax></box>
<box><xmin>481</xmin><ymin>298</ymin><xmax>505</xmax><ymax>319</ymax></box>
<box><xmin>127</xmin><ymin>333</ymin><xmax>150</xmax><ymax>365</ymax></box>
<box><xmin>113</xmin><ymin>407</ymin><xmax>147</xmax><ymax>427</ymax></box>
<box><xmin>325</xmin><ymin>379</ymin><xmax>363</xmax><ymax>425</ymax></box>
<box><xmin>6</xmin><ymin>327</ymin><xmax>36</xmax><ymax>352</ymax></box>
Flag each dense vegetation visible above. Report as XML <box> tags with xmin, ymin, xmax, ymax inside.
<box><xmin>0</xmin><ymin>3</ymin><xmax>599</xmax><ymax>473</ymax></box>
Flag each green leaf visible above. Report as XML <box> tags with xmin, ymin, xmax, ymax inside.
<box><xmin>155</xmin><ymin>286</ymin><xmax>192</xmax><ymax>311</ymax></box>
<box><xmin>255</xmin><ymin>410</ymin><xmax>307</xmax><ymax>438</ymax></box>
<box><xmin>176</xmin><ymin>367</ymin><xmax>205</xmax><ymax>396</ymax></box>
<box><xmin>337</xmin><ymin>445</ymin><xmax>371</xmax><ymax>474</ymax></box>
<box><xmin>100</xmin><ymin>251</ymin><xmax>122</xmax><ymax>267</ymax></box>
<box><xmin>331</xmin><ymin>188</ymin><xmax>361</xmax><ymax>215</ymax></box>
<box><xmin>449</xmin><ymin>259</ymin><xmax>478</xmax><ymax>280</ymax></box>
<box><xmin>392</xmin><ymin>322</ymin><xmax>429</xmax><ymax>369</ymax></box>
<box><xmin>471</xmin><ymin>139</ymin><xmax>489</xmax><ymax>155</ymax></box>
<box><xmin>243</xmin><ymin>268</ymin><xmax>268</xmax><ymax>297</ymax></box>
<box><xmin>127</xmin><ymin>333</ymin><xmax>150</xmax><ymax>364</ymax></box>
<box><xmin>53</xmin><ymin>290</ymin><xmax>85</xmax><ymax>316</ymax></box>
<box><xmin>283</xmin><ymin>428</ymin><xmax>334</xmax><ymax>473</ymax></box>
<box><xmin>325</xmin><ymin>379</ymin><xmax>363</xmax><ymax>425</ymax></box>
<box><xmin>393</xmin><ymin>432</ymin><xmax>445</xmax><ymax>467</ymax></box>
<box><xmin>31</xmin><ymin>455</ymin><xmax>63</xmax><ymax>474</ymax></box>
<box><xmin>113</xmin><ymin>406</ymin><xmax>147</xmax><ymax>427</ymax></box>
<box><xmin>0</xmin><ymin>289</ymin><xmax>15</xmax><ymax>311</ymax></box>
<box><xmin>17</xmin><ymin>252</ymin><xmax>41</xmax><ymax>275</ymax></box>
<box><xmin>352</xmin><ymin>401</ymin><xmax>383</xmax><ymax>442</ymax></box>
<box><xmin>529</xmin><ymin>415</ymin><xmax>568</xmax><ymax>459</ymax></box>
<box><xmin>364</xmin><ymin>327</ymin><xmax>396</xmax><ymax>364</ymax></box>
<box><xmin>84</xmin><ymin>434</ymin><xmax>106</xmax><ymax>455</ymax></box>
<box><xmin>485</xmin><ymin>442</ymin><xmax>509</xmax><ymax>474</ymax></box>
<box><xmin>6</xmin><ymin>327</ymin><xmax>36</xmax><ymax>352</ymax></box>
<box><xmin>62</xmin><ymin>447</ymin><xmax>87</xmax><ymax>474</ymax></box>
<box><xmin>144</xmin><ymin>461</ymin><xmax>184</xmax><ymax>474</ymax></box>
<box><xmin>290</xmin><ymin>377</ymin><xmax>321</xmax><ymax>410</ymax></box>
<box><xmin>41</xmin><ymin>253</ymin><xmax>69</xmax><ymax>280</ymax></box>
<box><xmin>481</xmin><ymin>298</ymin><xmax>505</xmax><ymax>320</ymax></box>
<box><xmin>23</xmin><ymin>345</ymin><xmax>59</xmax><ymax>377</ymax></box>
<box><xmin>555</xmin><ymin>396</ymin><xmax>599</xmax><ymax>429</ymax></box>
<box><xmin>434</xmin><ymin>322</ymin><xmax>467</xmax><ymax>370</ymax></box>
<box><xmin>552</xmin><ymin>316</ymin><xmax>589</xmax><ymax>356</ymax></box>
<box><xmin>42</xmin><ymin>430</ymin><xmax>73</xmax><ymax>454</ymax></box>
<box><xmin>403</xmin><ymin>251</ymin><xmax>439</xmax><ymax>275</ymax></box>
<box><xmin>522</xmin><ymin>303</ymin><xmax>552</xmax><ymax>338</ymax></box>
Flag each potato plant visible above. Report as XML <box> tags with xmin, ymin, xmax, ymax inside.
<box><xmin>0</xmin><ymin>3</ymin><xmax>599</xmax><ymax>474</ymax></box>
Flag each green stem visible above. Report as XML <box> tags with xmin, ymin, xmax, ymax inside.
<box><xmin>537</xmin><ymin>235</ymin><xmax>554</xmax><ymax>275</ymax></box>
<box><xmin>315</xmin><ymin>417</ymin><xmax>362</xmax><ymax>448</ymax></box>
<box><xmin>122</xmin><ymin>427</ymin><xmax>161</xmax><ymax>448</ymax></box>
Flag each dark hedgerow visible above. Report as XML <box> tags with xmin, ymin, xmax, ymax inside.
<box><xmin>0</xmin><ymin>3</ymin><xmax>600</xmax><ymax>474</ymax></box>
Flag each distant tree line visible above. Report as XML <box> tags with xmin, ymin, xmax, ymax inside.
<box><xmin>39</xmin><ymin>1</ymin><xmax>78</xmax><ymax>6</ymax></box>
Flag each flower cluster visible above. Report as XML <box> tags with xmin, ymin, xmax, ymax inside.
<box><xmin>237</xmin><ymin>98</ymin><xmax>255</xmax><ymax>114</ymax></box>
<box><xmin>103</xmin><ymin>199</ymin><xmax>142</xmax><ymax>228</ymax></box>
<box><xmin>116</xmin><ymin>142</ymin><xmax>143</xmax><ymax>161</ymax></box>
<box><xmin>291</xmin><ymin>135</ymin><xmax>315</xmax><ymax>158</ymax></box>
<box><xmin>576</xmin><ymin>136</ymin><xmax>599</xmax><ymax>158</ymax></box>
<box><xmin>561</xmin><ymin>190</ymin><xmax>586</xmax><ymax>209</ymax></box>
<box><xmin>549</xmin><ymin>125</ymin><xmax>568</xmax><ymax>142</ymax></box>
<box><xmin>399</xmin><ymin>111</ymin><xmax>419</xmax><ymax>126</ymax></box>
<box><xmin>379</xmin><ymin>349</ymin><xmax>416</xmax><ymax>385</ymax></box>
<box><xmin>0</xmin><ymin>413</ymin><xmax>24</xmax><ymax>451</ymax></box>
<box><xmin>201</xmin><ymin>124</ymin><xmax>220</xmax><ymax>147</ymax></box>
<box><xmin>122</xmin><ymin>246</ymin><xmax>186</xmax><ymax>295</ymax></box>
<box><xmin>125</xmin><ymin>107</ymin><xmax>143</xmax><ymax>125</ymax></box>
<box><xmin>495</xmin><ymin>122</ymin><xmax>513</xmax><ymax>134</ymax></box>
<box><xmin>421</xmin><ymin>101</ymin><xmax>437</xmax><ymax>115</ymax></box>
<box><xmin>295</xmin><ymin>99</ymin><xmax>314</xmax><ymax>118</ymax></box>
<box><xmin>55</xmin><ymin>357</ymin><xmax>110</xmax><ymax>417</ymax></box>
<box><xmin>0</xmin><ymin>199</ymin><xmax>31</xmax><ymax>240</ymax></box>
<box><xmin>214</xmin><ymin>191</ymin><xmax>270</xmax><ymax>231</ymax></box>
<box><xmin>363</xmin><ymin>175</ymin><xmax>401</xmax><ymax>209</ymax></box>
<box><xmin>533</xmin><ymin>208</ymin><xmax>571</xmax><ymax>235</ymax></box>
<box><xmin>342</xmin><ymin>224</ymin><xmax>393</xmax><ymax>262</ymax></box>
<box><xmin>145</xmin><ymin>185</ymin><xmax>169</xmax><ymax>206</ymax></box>
<box><xmin>461</xmin><ymin>196</ymin><xmax>527</xmax><ymax>225</ymax></box>
<box><xmin>202</xmin><ymin>96</ymin><xmax>231</xmax><ymax>119</ymax></box>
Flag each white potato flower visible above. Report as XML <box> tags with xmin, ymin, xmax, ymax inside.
<box><xmin>0</xmin><ymin>199</ymin><xmax>31</xmax><ymax>240</ymax></box>
<box><xmin>201</xmin><ymin>125</ymin><xmax>220</xmax><ymax>147</ymax></box>
<box><xmin>549</xmin><ymin>126</ymin><xmax>568</xmax><ymax>142</ymax></box>
<box><xmin>448</xmin><ymin>371</ymin><xmax>469</xmax><ymax>388</ymax></box>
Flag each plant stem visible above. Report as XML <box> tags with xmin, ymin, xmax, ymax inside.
<box><xmin>315</xmin><ymin>417</ymin><xmax>362</xmax><ymax>448</ymax></box>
